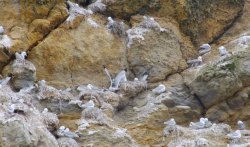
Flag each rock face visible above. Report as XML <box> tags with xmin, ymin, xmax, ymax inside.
<box><xmin>0</xmin><ymin>0</ymin><xmax>68</xmax><ymax>70</ymax></box>
<box><xmin>0</xmin><ymin>0</ymin><xmax>250</xmax><ymax>147</ymax></box>
<box><xmin>28</xmin><ymin>15</ymin><xmax>127</xmax><ymax>88</ymax></box>
<box><xmin>188</xmin><ymin>51</ymin><xmax>250</xmax><ymax>109</ymax></box>
<box><xmin>127</xmin><ymin>16</ymin><xmax>187</xmax><ymax>82</ymax></box>
<box><xmin>107</xmin><ymin>0</ymin><xmax>244</xmax><ymax>46</ymax></box>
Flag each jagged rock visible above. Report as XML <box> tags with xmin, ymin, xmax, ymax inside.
<box><xmin>187</xmin><ymin>51</ymin><xmax>250</xmax><ymax>108</ymax></box>
<box><xmin>107</xmin><ymin>0</ymin><xmax>244</xmax><ymax>46</ymax></box>
<box><xmin>0</xmin><ymin>0</ymin><xmax>68</xmax><ymax>71</ymax></box>
<box><xmin>0</xmin><ymin>89</ymin><xmax>59</xmax><ymax>147</ymax></box>
<box><xmin>2</xmin><ymin>59</ymin><xmax>36</xmax><ymax>90</ymax></box>
<box><xmin>28</xmin><ymin>14</ymin><xmax>127</xmax><ymax>88</ymax></box>
<box><xmin>42</xmin><ymin>109</ymin><xmax>60</xmax><ymax>132</ymax></box>
<box><xmin>206</xmin><ymin>87</ymin><xmax>250</xmax><ymax>124</ymax></box>
<box><xmin>127</xmin><ymin>16</ymin><xmax>187</xmax><ymax>82</ymax></box>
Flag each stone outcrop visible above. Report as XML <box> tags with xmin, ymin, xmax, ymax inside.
<box><xmin>28</xmin><ymin>14</ymin><xmax>127</xmax><ymax>88</ymax></box>
<box><xmin>2</xmin><ymin>59</ymin><xmax>36</xmax><ymax>91</ymax></box>
<box><xmin>187</xmin><ymin>51</ymin><xmax>250</xmax><ymax>109</ymax></box>
<box><xmin>106</xmin><ymin>0</ymin><xmax>244</xmax><ymax>46</ymax></box>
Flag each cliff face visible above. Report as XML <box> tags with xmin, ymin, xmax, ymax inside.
<box><xmin>0</xmin><ymin>0</ymin><xmax>250</xmax><ymax>146</ymax></box>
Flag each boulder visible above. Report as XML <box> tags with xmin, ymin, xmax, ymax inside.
<box><xmin>187</xmin><ymin>51</ymin><xmax>250</xmax><ymax>108</ymax></box>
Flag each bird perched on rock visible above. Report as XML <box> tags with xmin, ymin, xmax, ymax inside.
<box><xmin>42</xmin><ymin>108</ymin><xmax>48</xmax><ymax>114</ymax></box>
<box><xmin>190</xmin><ymin>118</ymin><xmax>212</xmax><ymax>129</ymax></box>
<box><xmin>15</xmin><ymin>51</ymin><xmax>27</xmax><ymax>61</ymax></box>
<box><xmin>140</xmin><ymin>16</ymin><xmax>165</xmax><ymax>32</ymax></box>
<box><xmin>187</xmin><ymin>56</ymin><xmax>202</xmax><ymax>67</ymax></box>
<box><xmin>0</xmin><ymin>26</ymin><xmax>4</xmax><ymax>35</ymax></box>
<box><xmin>80</xmin><ymin>100</ymin><xmax>95</xmax><ymax>109</ymax></box>
<box><xmin>57</xmin><ymin>126</ymin><xmax>79</xmax><ymax>138</ymax></box>
<box><xmin>227</xmin><ymin>130</ymin><xmax>241</xmax><ymax>144</ymax></box>
<box><xmin>0</xmin><ymin>35</ymin><xmax>12</xmax><ymax>49</ymax></box>
<box><xmin>198</xmin><ymin>44</ymin><xmax>211</xmax><ymax>55</ymax></box>
<box><xmin>164</xmin><ymin>118</ymin><xmax>176</xmax><ymax>126</ymax></box>
<box><xmin>139</xmin><ymin>71</ymin><xmax>148</xmax><ymax>82</ymax></box>
<box><xmin>111</xmin><ymin>69</ymin><xmax>127</xmax><ymax>90</ymax></box>
<box><xmin>237</xmin><ymin>120</ymin><xmax>245</xmax><ymax>130</ymax></box>
<box><xmin>152</xmin><ymin>84</ymin><xmax>166</xmax><ymax>94</ymax></box>
<box><xmin>163</xmin><ymin>118</ymin><xmax>178</xmax><ymax>137</ymax></box>
<box><xmin>0</xmin><ymin>74</ymin><xmax>13</xmax><ymax>88</ymax></box>
<box><xmin>106</xmin><ymin>17</ymin><xmax>126</xmax><ymax>36</ymax></box>
<box><xmin>218</xmin><ymin>46</ymin><xmax>228</xmax><ymax>56</ymax></box>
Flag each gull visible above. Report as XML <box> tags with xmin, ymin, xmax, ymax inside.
<box><xmin>139</xmin><ymin>71</ymin><xmax>148</xmax><ymax>82</ymax></box>
<box><xmin>42</xmin><ymin>108</ymin><xmax>48</xmax><ymax>114</ymax></box>
<box><xmin>189</xmin><ymin>118</ymin><xmax>206</xmax><ymax>129</ymax></box>
<box><xmin>152</xmin><ymin>84</ymin><xmax>166</xmax><ymax>94</ymax></box>
<box><xmin>227</xmin><ymin>130</ymin><xmax>241</xmax><ymax>143</ymax></box>
<box><xmin>187</xmin><ymin>56</ymin><xmax>202</xmax><ymax>67</ymax></box>
<box><xmin>164</xmin><ymin>118</ymin><xmax>176</xmax><ymax>126</ymax></box>
<box><xmin>106</xmin><ymin>17</ymin><xmax>126</xmax><ymax>36</ymax></box>
<box><xmin>0</xmin><ymin>76</ymin><xmax>11</xmax><ymax>86</ymax></box>
<box><xmin>87</xmin><ymin>84</ymin><xmax>94</xmax><ymax>90</ymax></box>
<box><xmin>0</xmin><ymin>26</ymin><xmax>4</xmax><ymax>35</ymax></box>
<box><xmin>134</xmin><ymin>78</ymin><xmax>139</xmax><ymax>81</ymax></box>
<box><xmin>57</xmin><ymin>126</ymin><xmax>79</xmax><ymax>138</ymax></box>
<box><xmin>199</xmin><ymin>43</ymin><xmax>211</xmax><ymax>55</ymax></box>
<box><xmin>15</xmin><ymin>51</ymin><xmax>27</xmax><ymax>61</ymax></box>
<box><xmin>69</xmin><ymin>99</ymin><xmax>82</xmax><ymax>107</ymax></box>
<box><xmin>218</xmin><ymin>46</ymin><xmax>228</xmax><ymax>56</ymax></box>
<box><xmin>111</xmin><ymin>69</ymin><xmax>127</xmax><ymax>89</ymax></box>
<box><xmin>0</xmin><ymin>35</ymin><xmax>12</xmax><ymax>49</ymax></box>
<box><xmin>80</xmin><ymin>100</ymin><xmax>95</xmax><ymax>109</ymax></box>
<box><xmin>237</xmin><ymin>120</ymin><xmax>245</xmax><ymax>130</ymax></box>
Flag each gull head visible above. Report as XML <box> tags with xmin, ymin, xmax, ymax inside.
<box><xmin>198</xmin><ymin>56</ymin><xmax>202</xmax><ymax>62</ymax></box>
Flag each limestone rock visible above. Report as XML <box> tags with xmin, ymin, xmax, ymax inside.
<box><xmin>28</xmin><ymin>15</ymin><xmax>127</xmax><ymax>88</ymax></box>
<box><xmin>187</xmin><ymin>51</ymin><xmax>250</xmax><ymax>108</ymax></box>
<box><xmin>127</xmin><ymin>16</ymin><xmax>187</xmax><ymax>83</ymax></box>
<box><xmin>0</xmin><ymin>0</ymin><xmax>68</xmax><ymax>71</ymax></box>
<box><xmin>107</xmin><ymin>0</ymin><xmax>244</xmax><ymax>46</ymax></box>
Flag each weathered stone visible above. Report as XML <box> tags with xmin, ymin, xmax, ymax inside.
<box><xmin>127</xmin><ymin>17</ymin><xmax>187</xmax><ymax>82</ymax></box>
<box><xmin>188</xmin><ymin>51</ymin><xmax>250</xmax><ymax>108</ymax></box>
<box><xmin>2</xmin><ymin>59</ymin><xmax>36</xmax><ymax>91</ymax></box>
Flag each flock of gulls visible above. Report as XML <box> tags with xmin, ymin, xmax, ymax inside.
<box><xmin>164</xmin><ymin>117</ymin><xmax>247</xmax><ymax>145</ymax></box>
<box><xmin>0</xmin><ymin>1</ymin><xmax>248</xmax><ymax>146</ymax></box>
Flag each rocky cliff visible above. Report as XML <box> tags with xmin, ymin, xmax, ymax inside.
<box><xmin>0</xmin><ymin>0</ymin><xmax>249</xmax><ymax>146</ymax></box>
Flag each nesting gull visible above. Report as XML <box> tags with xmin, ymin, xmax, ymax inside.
<box><xmin>0</xmin><ymin>35</ymin><xmax>12</xmax><ymax>49</ymax></box>
<box><xmin>139</xmin><ymin>71</ymin><xmax>148</xmax><ymax>82</ymax></box>
<box><xmin>0</xmin><ymin>26</ymin><xmax>4</xmax><ymax>35</ymax></box>
<box><xmin>163</xmin><ymin>118</ymin><xmax>178</xmax><ymax>137</ymax></box>
<box><xmin>15</xmin><ymin>51</ymin><xmax>27</xmax><ymax>61</ymax></box>
<box><xmin>189</xmin><ymin>118</ymin><xmax>212</xmax><ymax>129</ymax></box>
<box><xmin>109</xmin><ymin>69</ymin><xmax>127</xmax><ymax>91</ymax></box>
<box><xmin>237</xmin><ymin>120</ymin><xmax>245</xmax><ymax>130</ymax></box>
<box><xmin>152</xmin><ymin>84</ymin><xmax>166</xmax><ymax>94</ymax></box>
<box><xmin>187</xmin><ymin>56</ymin><xmax>202</xmax><ymax>67</ymax></box>
<box><xmin>218</xmin><ymin>46</ymin><xmax>228</xmax><ymax>56</ymax></box>
<box><xmin>164</xmin><ymin>118</ymin><xmax>176</xmax><ymax>126</ymax></box>
<box><xmin>80</xmin><ymin>100</ymin><xmax>95</xmax><ymax>109</ymax></box>
<box><xmin>57</xmin><ymin>126</ymin><xmax>79</xmax><ymax>138</ymax></box>
<box><xmin>227</xmin><ymin>130</ymin><xmax>241</xmax><ymax>144</ymax></box>
<box><xmin>106</xmin><ymin>17</ymin><xmax>126</xmax><ymax>36</ymax></box>
<box><xmin>198</xmin><ymin>43</ymin><xmax>211</xmax><ymax>55</ymax></box>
